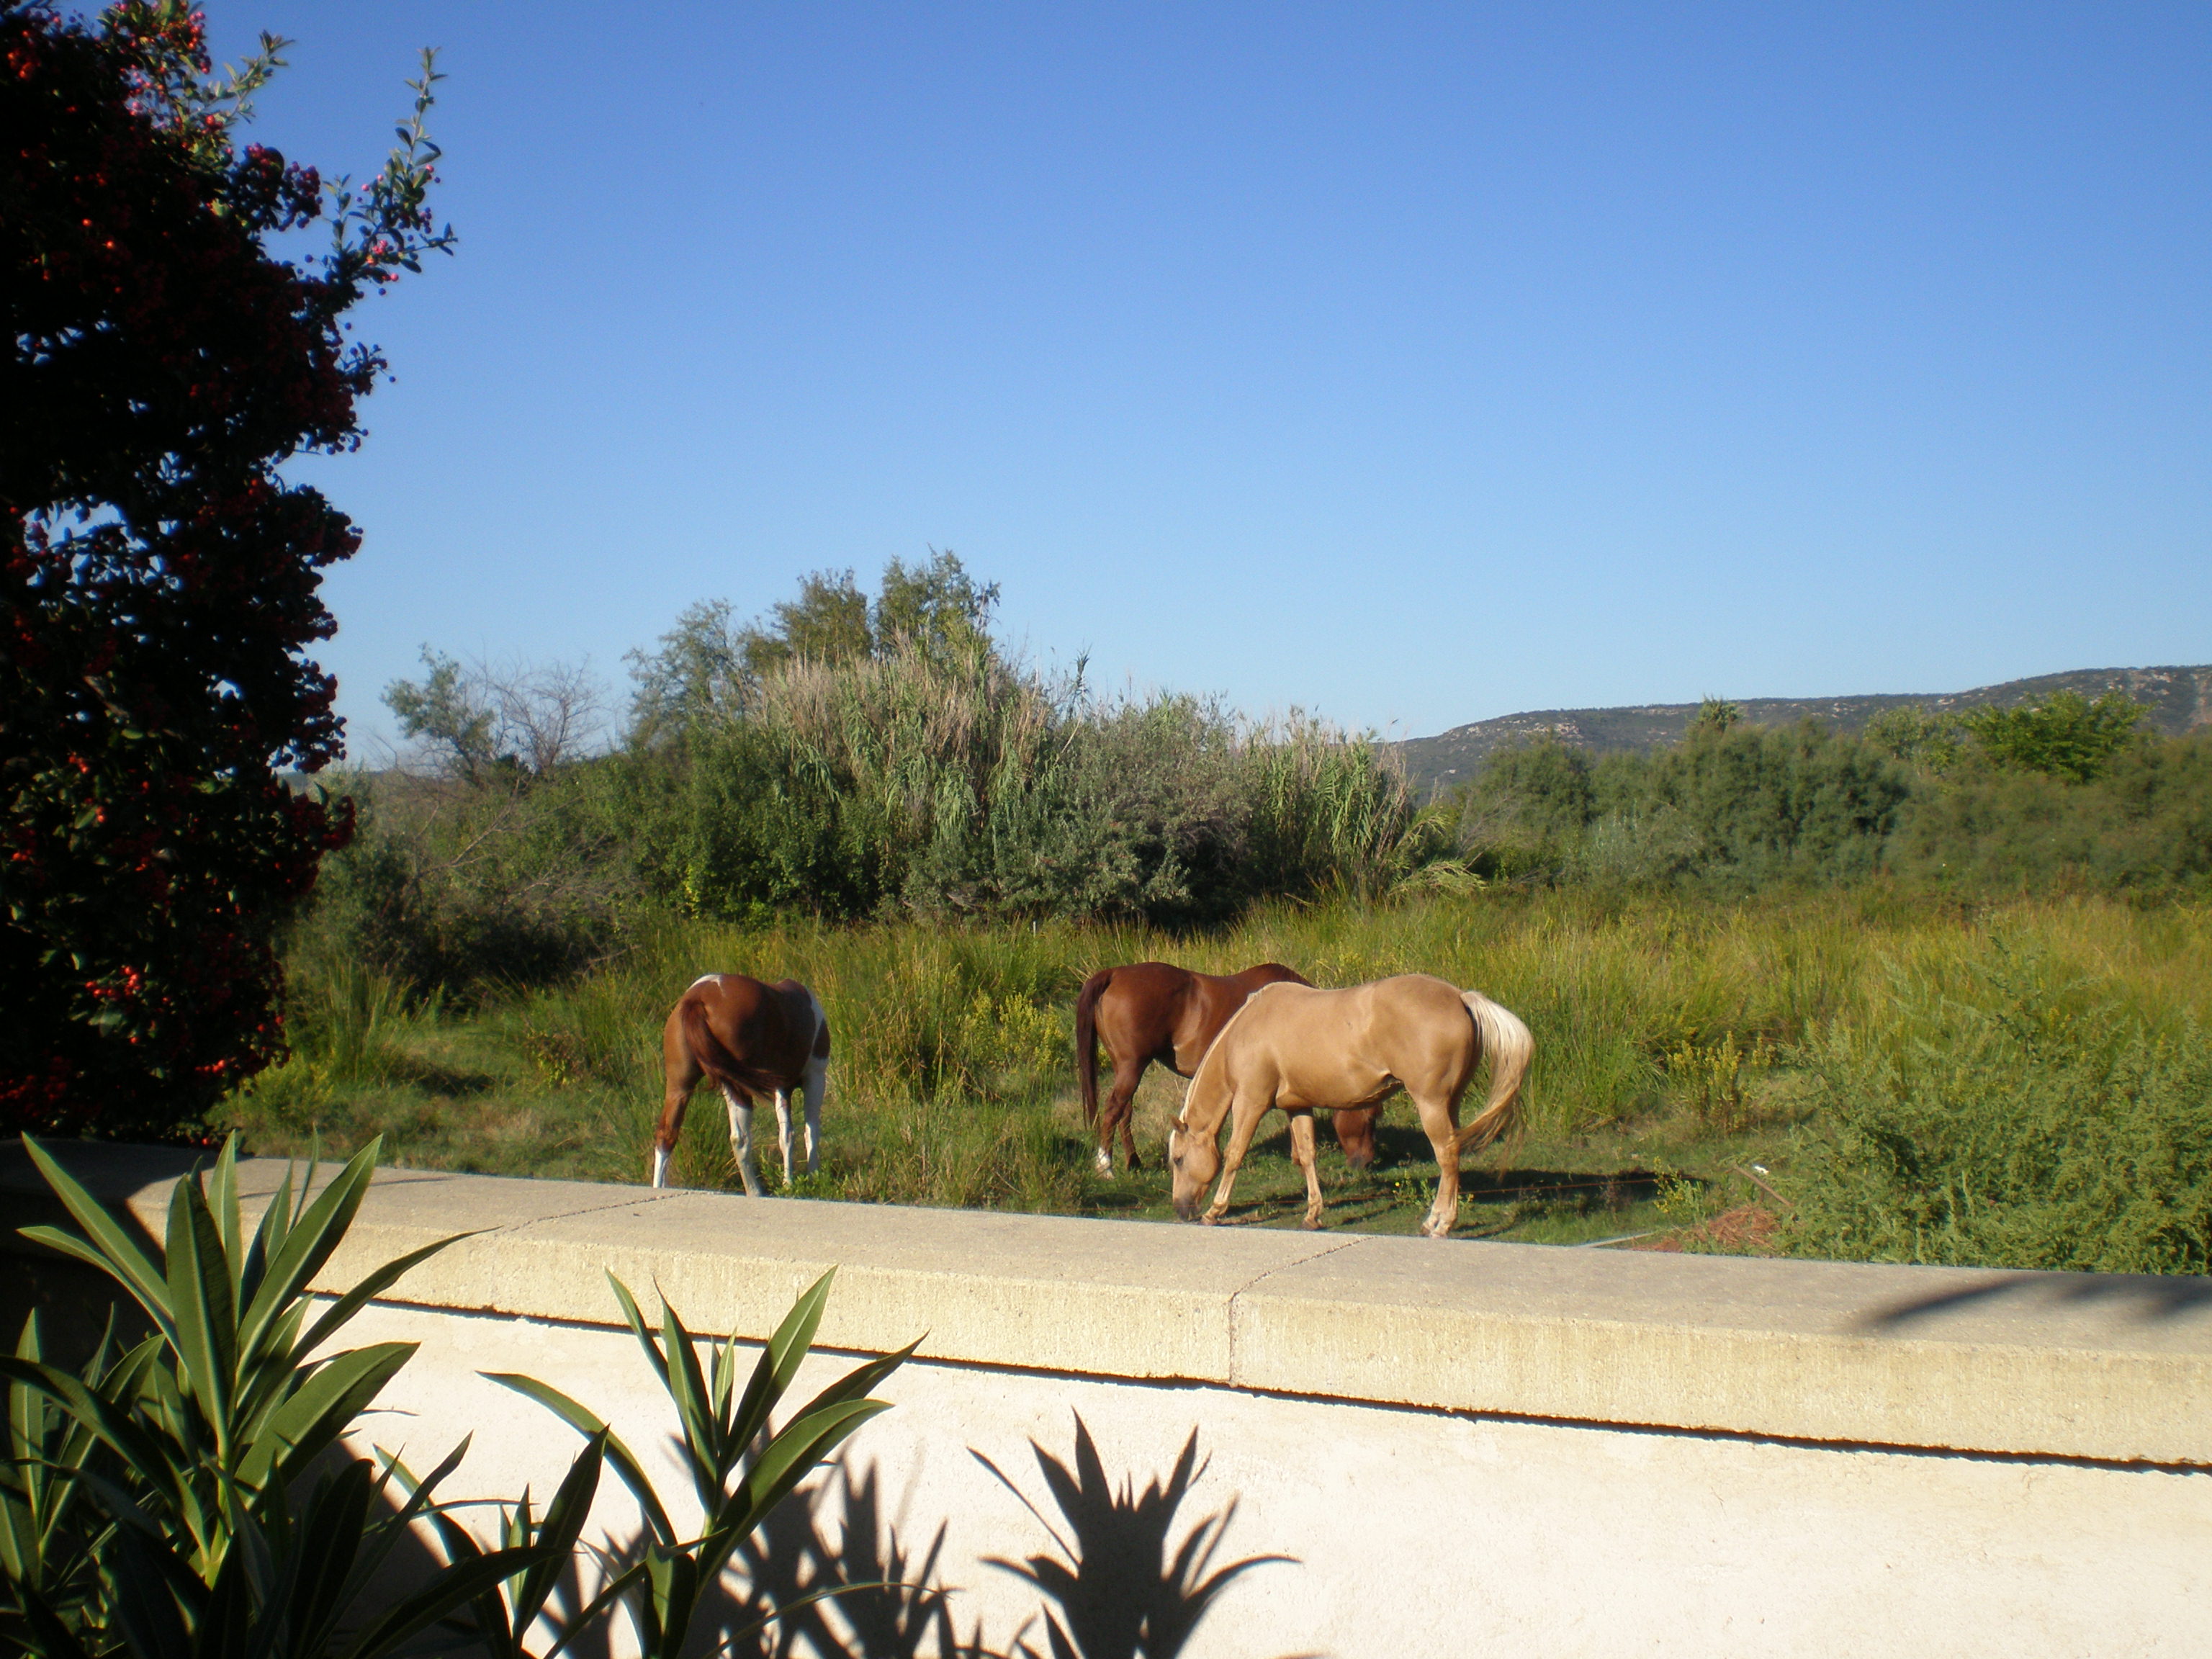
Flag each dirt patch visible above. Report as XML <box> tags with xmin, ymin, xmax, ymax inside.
<box><xmin>1632</xmin><ymin>1202</ymin><xmax>1780</xmax><ymax>1254</ymax></box>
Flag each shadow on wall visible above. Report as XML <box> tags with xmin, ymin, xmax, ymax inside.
<box><xmin>596</xmin><ymin>1416</ymin><xmax>1300</xmax><ymax>1659</ymax></box>
<box><xmin>974</xmin><ymin>1416</ymin><xmax>1303</xmax><ymax>1659</ymax></box>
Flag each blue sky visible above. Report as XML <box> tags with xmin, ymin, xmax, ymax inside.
<box><xmin>209</xmin><ymin>2</ymin><xmax>2211</xmax><ymax>754</ymax></box>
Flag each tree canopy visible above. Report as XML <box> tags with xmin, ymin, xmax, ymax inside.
<box><xmin>1</xmin><ymin>1</ymin><xmax>453</xmax><ymax>1136</ymax></box>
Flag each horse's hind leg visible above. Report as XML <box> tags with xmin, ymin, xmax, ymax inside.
<box><xmin>1288</xmin><ymin>1110</ymin><xmax>1325</xmax><ymax>1230</ymax></box>
<box><xmin>1097</xmin><ymin>1058</ymin><xmax>1146</xmax><ymax>1176</ymax></box>
<box><xmin>801</xmin><ymin>1054</ymin><xmax>824</xmax><ymax>1175</ymax></box>
<box><xmin>652</xmin><ymin>1055</ymin><xmax>701</xmax><ymax>1188</ymax></box>
<box><xmin>1411</xmin><ymin>1092</ymin><xmax>1464</xmax><ymax>1238</ymax></box>
<box><xmin>721</xmin><ymin>1082</ymin><xmax>764</xmax><ymax>1197</ymax></box>
<box><xmin>772</xmin><ymin>1091</ymin><xmax>795</xmax><ymax>1187</ymax></box>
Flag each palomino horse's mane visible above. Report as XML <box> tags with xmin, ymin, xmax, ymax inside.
<box><xmin>1174</xmin><ymin>978</ymin><xmax>1290</xmax><ymax>1138</ymax></box>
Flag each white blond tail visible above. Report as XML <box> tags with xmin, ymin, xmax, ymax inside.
<box><xmin>1454</xmin><ymin>990</ymin><xmax>1534</xmax><ymax>1159</ymax></box>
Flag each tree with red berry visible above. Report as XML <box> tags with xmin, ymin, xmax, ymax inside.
<box><xmin>1</xmin><ymin>1</ymin><xmax>454</xmax><ymax>1138</ymax></box>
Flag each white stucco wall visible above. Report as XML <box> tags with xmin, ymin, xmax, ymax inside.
<box><xmin>6</xmin><ymin>1143</ymin><xmax>2210</xmax><ymax>1658</ymax></box>
<box><xmin>343</xmin><ymin>1299</ymin><xmax>2211</xmax><ymax>1659</ymax></box>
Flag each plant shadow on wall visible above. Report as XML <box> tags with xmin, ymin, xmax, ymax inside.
<box><xmin>567</xmin><ymin>1419</ymin><xmax>1306</xmax><ymax>1659</ymax></box>
<box><xmin>974</xmin><ymin>1418</ymin><xmax>1307</xmax><ymax>1659</ymax></box>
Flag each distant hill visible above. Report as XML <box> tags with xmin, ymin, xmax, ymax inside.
<box><xmin>1393</xmin><ymin>664</ymin><xmax>2212</xmax><ymax>799</ymax></box>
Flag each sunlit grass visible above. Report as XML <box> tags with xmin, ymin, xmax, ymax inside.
<box><xmin>226</xmin><ymin>889</ymin><xmax>2212</xmax><ymax>1253</ymax></box>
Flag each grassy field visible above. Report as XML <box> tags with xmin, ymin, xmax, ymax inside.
<box><xmin>224</xmin><ymin>889</ymin><xmax>2212</xmax><ymax>1256</ymax></box>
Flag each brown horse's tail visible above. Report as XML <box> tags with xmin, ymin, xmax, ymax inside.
<box><xmin>1454</xmin><ymin>990</ymin><xmax>1534</xmax><ymax>1162</ymax></box>
<box><xmin>681</xmin><ymin>997</ymin><xmax>787</xmax><ymax>1100</ymax></box>
<box><xmin>1074</xmin><ymin>968</ymin><xmax>1113</xmax><ymax>1125</ymax></box>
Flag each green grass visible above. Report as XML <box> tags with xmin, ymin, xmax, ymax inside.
<box><xmin>225</xmin><ymin>889</ymin><xmax>2212</xmax><ymax>1259</ymax></box>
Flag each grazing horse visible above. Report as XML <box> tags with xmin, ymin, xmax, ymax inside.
<box><xmin>1074</xmin><ymin>963</ymin><xmax>1384</xmax><ymax>1176</ymax></box>
<box><xmin>1169</xmin><ymin>974</ymin><xmax>1533</xmax><ymax>1238</ymax></box>
<box><xmin>651</xmin><ymin>974</ymin><xmax>830</xmax><ymax>1195</ymax></box>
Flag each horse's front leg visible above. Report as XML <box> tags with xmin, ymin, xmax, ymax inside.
<box><xmin>721</xmin><ymin>1082</ymin><xmax>764</xmax><ymax>1197</ymax></box>
<box><xmin>1287</xmin><ymin>1110</ymin><xmax>1324</xmax><ymax>1230</ymax></box>
<box><xmin>1201</xmin><ymin>1097</ymin><xmax>1267</xmax><ymax>1225</ymax></box>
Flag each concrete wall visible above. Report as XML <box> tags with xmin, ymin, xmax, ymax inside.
<box><xmin>6</xmin><ymin>1141</ymin><xmax>2210</xmax><ymax>1658</ymax></box>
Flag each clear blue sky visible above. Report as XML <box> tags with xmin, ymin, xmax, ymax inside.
<box><xmin>209</xmin><ymin>2</ymin><xmax>2211</xmax><ymax>754</ymax></box>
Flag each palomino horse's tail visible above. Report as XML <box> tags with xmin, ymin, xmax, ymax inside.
<box><xmin>1454</xmin><ymin>990</ymin><xmax>1534</xmax><ymax>1161</ymax></box>
<box><xmin>1074</xmin><ymin>968</ymin><xmax>1113</xmax><ymax>1125</ymax></box>
<box><xmin>680</xmin><ymin>997</ymin><xmax>788</xmax><ymax>1100</ymax></box>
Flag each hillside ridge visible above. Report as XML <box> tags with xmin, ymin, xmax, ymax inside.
<box><xmin>1394</xmin><ymin>662</ymin><xmax>2212</xmax><ymax>799</ymax></box>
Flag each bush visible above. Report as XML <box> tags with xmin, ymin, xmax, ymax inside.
<box><xmin>626</xmin><ymin>644</ymin><xmax>1423</xmax><ymax>930</ymax></box>
<box><xmin>300</xmin><ymin>765</ymin><xmax>642</xmax><ymax>1002</ymax></box>
<box><xmin>1780</xmin><ymin>953</ymin><xmax>2212</xmax><ymax>1272</ymax></box>
<box><xmin>1453</xmin><ymin>723</ymin><xmax>1908</xmax><ymax>890</ymax></box>
<box><xmin>1961</xmin><ymin>688</ymin><xmax>2147</xmax><ymax>782</ymax></box>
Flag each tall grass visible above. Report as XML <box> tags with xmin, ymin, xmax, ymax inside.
<box><xmin>233</xmin><ymin>889</ymin><xmax>2212</xmax><ymax>1269</ymax></box>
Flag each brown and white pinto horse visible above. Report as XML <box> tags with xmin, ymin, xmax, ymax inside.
<box><xmin>651</xmin><ymin>974</ymin><xmax>830</xmax><ymax>1195</ymax></box>
<box><xmin>1169</xmin><ymin>974</ymin><xmax>1534</xmax><ymax>1237</ymax></box>
<box><xmin>1073</xmin><ymin>961</ymin><xmax>1381</xmax><ymax>1175</ymax></box>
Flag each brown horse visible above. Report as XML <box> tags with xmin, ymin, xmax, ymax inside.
<box><xmin>1169</xmin><ymin>974</ymin><xmax>1534</xmax><ymax>1237</ymax></box>
<box><xmin>1074</xmin><ymin>962</ymin><xmax>1382</xmax><ymax>1174</ymax></box>
<box><xmin>651</xmin><ymin>974</ymin><xmax>830</xmax><ymax>1195</ymax></box>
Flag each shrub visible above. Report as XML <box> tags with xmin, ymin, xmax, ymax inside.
<box><xmin>1961</xmin><ymin>689</ymin><xmax>2146</xmax><ymax>782</ymax></box>
<box><xmin>1780</xmin><ymin>953</ymin><xmax>2212</xmax><ymax>1272</ymax></box>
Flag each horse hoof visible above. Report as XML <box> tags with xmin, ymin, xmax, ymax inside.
<box><xmin>1301</xmin><ymin>1215</ymin><xmax>1323</xmax><ymax>1231</ymax></box>
<box><xmin>1093</xmin><ymin>1151</ymin><xmax>1113</xmax><ymax>1177</ymax></box>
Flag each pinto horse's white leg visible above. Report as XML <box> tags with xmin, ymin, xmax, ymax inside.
<box><xmin>801</xmin><ymin>1053</ymin><xmax>825</xmax><ymax>1175</ymax></box>
<box><xmin>721</xmin><ymin>1082</ymin><xmax>763</xmax><ymax>1197</ymax></box>
<box><xmin>650</xmin><ymin>1144</ymin><xmax>671</xmax><ymax>1188</ymax></box>
<box><xmin>773</xmin><ymin>1091</ymin><xmax>796</xmax><ymax>1187</ymax></box>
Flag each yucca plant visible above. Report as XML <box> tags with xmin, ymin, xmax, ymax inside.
<box><xmin>488</xmin><ymin>1270</ymin><xmax>917</xmax><ymax>1659</ymax></box>
<box><xmin>0</xmin><ymin>1135</ymin><xmax>568</xmax><ymax>1659</ymax></box>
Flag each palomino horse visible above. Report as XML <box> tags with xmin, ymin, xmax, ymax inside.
<box><xmin>1168</xmin><ymin>974</ymin><xmax>1533</xmax><ymax>1238</ymax></box>
<box><xmin>651</xmin><ymin>974</ymin><xmax>829</xmax><ymax>1195</ymax></box>
<box><xmin>1074</xmin><ymin>963</ymin><xmax>1385</xmax><ymax>1175</ymax></box>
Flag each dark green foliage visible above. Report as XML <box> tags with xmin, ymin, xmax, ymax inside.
<box><xmin>302</xmin><ymin>764</ymin><xmax>641</xmax><ymax>1002</ymax></box>
<box><xmin>1452</xmin><ymin>736</ymin><xmax>1595</xmax><ymax>879</ymax></box>
<box><xmin>1453</xmin><ymin>703</ymin><xmax>2211</xmax><ymax>898</ymax></box>
<box><xmin>1644</xmin><ymin>720</ymin><xmax>1909</xmax><ymax>884</ymax></box>
<box><xmin>1455</xmin><ymin>722</ymin><xmax>1910</xmax><ymax>889</ymax></box>
<box><xmin>0</xmin><ymin>1136</ymin><xmax>560</xmax><ymax>1659</ymax></box>
<box><xmin>1781</xmin><ymin>956</ymin><xmax>2212</xmax><ymax>1273</ymax></box>
<box><xmin>1862</xmin><ymin>703</ymin><xmax>1964</xmax><ymax>771</ymax></box>
<box><xmin>1</xmin><ymin>4</ymin><xmax>452</xmax><ymax>1140</ymax></box>
<box><xmin>1887</xmin><ymin>732</ymin><xmax>2212</xmax><ymax>897</ymax></box>
<box><xmin>1961</xmin><ymin>688</ymin><xmax>2146</xmax><ymax>782</ymax></box>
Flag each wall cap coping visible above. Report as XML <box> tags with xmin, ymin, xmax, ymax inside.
<box><xmin>6</xmin><ymin>1139</ymin><xmax>2209</xmax><ymax>1465</ymax></box>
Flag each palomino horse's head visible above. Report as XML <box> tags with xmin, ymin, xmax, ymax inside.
<box><xmin>1166</xmin><ymin>1115</ymin><xmax>1219</xmax><ymax>1221</ymax></box>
